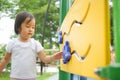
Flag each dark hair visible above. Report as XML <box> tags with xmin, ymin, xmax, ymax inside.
<box><xmin>14</xmin><ymin>11</ymin><xmax>35</xmax><ymax>34</ymax></box>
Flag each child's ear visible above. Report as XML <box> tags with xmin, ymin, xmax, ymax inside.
<box><xmin>18</xmin><ymin>27</ymin><xmax>21</xmax><ymax>34</ymax></box>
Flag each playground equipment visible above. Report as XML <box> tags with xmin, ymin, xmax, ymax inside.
<box><xmin>58</xmin><ymin>0</ymin><xmax>120</xmax><ymax>80</ymax></box>
<box><xmin>94</xmin><ymin>0</ymin><xmax>120</xmax><ymax>80</ymax></box>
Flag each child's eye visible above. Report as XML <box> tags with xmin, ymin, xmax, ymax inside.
<box><xmin>32</xmin><ymin>26</ymin><xmax>35</xmax><ymax>29</ymax></box>
<box><xmin>26</xmin><ymin>26</ymin><xmax>30</xmax><ymax>28</ymax></box>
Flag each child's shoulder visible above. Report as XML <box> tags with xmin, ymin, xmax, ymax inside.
<box><xmin>6</xmin><ymin>38</ymin><xmax>18</xmax><ymax>48</ymax></box>
<box><xmin>31</xmin><ymin>38</ymin><xmax>40</xmax><ymax>43</ymax></box>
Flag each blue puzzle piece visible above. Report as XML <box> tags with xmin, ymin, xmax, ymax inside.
<box><xmin>63</xmin><ymin>41</ymin><xmax>71</xmax><ymax>64</ymax></box>
<box><xmin>58</xmin><ymin>31</ymin><xmax>63</xmax><ymax>44</ymax></box>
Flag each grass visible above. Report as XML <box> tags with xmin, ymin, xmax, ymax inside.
<box><xmin>0</xmin><ymin>72</ymin><xmax>56</xmax><ymax>80</ymax></box>
<box><xmin>37</xmin><ymin>72</ymin><xmax>56</xmax><ymax>80</ymax></box>
<box><xmin>0</xmin><ymin>72</ymin><xmax>10</xmax><ymax>80</ymax></box>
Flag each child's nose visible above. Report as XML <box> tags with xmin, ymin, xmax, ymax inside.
<box><xmin>29</xmin><ymin>27</ymin><xmax>33</xmax><ymax>31</ymax></box>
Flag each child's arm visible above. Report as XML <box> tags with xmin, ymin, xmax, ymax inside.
<box><xmin>38</xmin><ymin>50</ymin><xmax>62</xmax><ymax>63</ymax></box>
<box><xmin>0</xmin><ymin>53</ymin><xmax>11</xmax><ymax>73</ymax></box>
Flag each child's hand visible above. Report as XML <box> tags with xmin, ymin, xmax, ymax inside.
<box><xmin>53</xmin><ymin>52</ymin><xmax>63</xmax><ymax>60</ymax></box>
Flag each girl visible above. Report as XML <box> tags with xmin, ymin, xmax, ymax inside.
<box><xmin>0</xmin><ymin>11</ymin><xmax>62</xmax><ymax>80</ymax></box>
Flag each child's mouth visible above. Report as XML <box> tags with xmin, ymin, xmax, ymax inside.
<box><xmin>28</xmin><ymin>33</ymin><xmax>32</xmax><ymax>35</ymax></box>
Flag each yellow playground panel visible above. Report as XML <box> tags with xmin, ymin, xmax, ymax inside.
<box><xmin>60</xmin><ymin>0</ymin><xmax>110</xmax><ymax>79</ymax></box>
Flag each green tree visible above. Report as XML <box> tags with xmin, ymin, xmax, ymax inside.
<box><xmin>0</xmin><ymin>0</ymin><xmax>17</xmax><ymax>18</ymax></box>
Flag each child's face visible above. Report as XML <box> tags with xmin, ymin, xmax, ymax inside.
<box><xmin>19</xmin><ymin>17</ymin><xmax>35</xmax><ymax>40</ymax></box>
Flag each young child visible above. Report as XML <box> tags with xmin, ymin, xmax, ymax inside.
<box><xmin>110</xmin><ymin>46</ymin><xmax>116</xmax><ymax>64</ymax></box>
<box><xmin>0</xmin><ymin>11</ymin><xmax>62</xmax><ymax>80</ymax></box>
